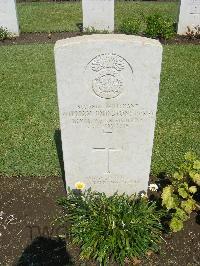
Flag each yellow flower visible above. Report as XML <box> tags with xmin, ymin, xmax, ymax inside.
<box><xmin>75</xmin><ymin>181</ymin><xmax>85</xmax><ymax>190</ymax></box>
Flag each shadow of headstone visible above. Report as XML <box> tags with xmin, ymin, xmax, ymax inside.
<box><xmin>16</xmin><ymin>236</ymin><xmax>72</xmax><ymax>266</ymax></box>
<box><xmin>54</xmin><ymin>129</ymin><xmax>66</xmax><ymax>189</ymax></box>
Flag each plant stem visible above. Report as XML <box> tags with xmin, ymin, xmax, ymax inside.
<box><xmin>195</xmin><ymin>203</ymin><xmax>200</xmax><ymax>210</ymax></box>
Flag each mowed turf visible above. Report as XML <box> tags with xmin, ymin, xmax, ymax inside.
<box><xmin>0</xmin><ymin>44</ymin><xmax>60</xmax><ymax>176</ymax></box>
<box><xmin>17</xmin><ymin>1</ymin><xmax>179</xmax><ymax>33</ymax></box>
<box><xmin>0</xmin><ymin>44</ymin><xmax>199</xmax><ymax>177</ymax></box>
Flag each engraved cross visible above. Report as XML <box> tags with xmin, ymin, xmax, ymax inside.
<box><xmin>93</xmin><ymin>147</ymin><xmax>121</xmax><ymax>174</ymax></box>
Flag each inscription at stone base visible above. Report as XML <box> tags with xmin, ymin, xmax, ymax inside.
<box><xmin>88</xmin><ymin>175</ymin><xmax>136</xmax><ymax>185</ymax></box>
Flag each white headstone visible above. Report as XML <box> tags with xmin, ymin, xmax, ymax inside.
<box><xmin>55</xmin><ymin>35</ymin><xmax>162</xmax><ymax>195</ymax></box>
<box><xmin>0</xmin><ymin>0</ymin><xmax>19</xmax><ymax>36</ymax></box>
<box><xmin>82</xmin><ymin>0</ymin><xmax>114</xmax><ymax>32</ymax></box>
<box><xmin>178</xmin><ymin>0</ymin><xmax>200</xmax><ymax>35</ymax></box>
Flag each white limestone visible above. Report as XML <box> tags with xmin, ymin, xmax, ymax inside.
<box><xmin>82</xmin><ymin>0</ymin><xmax>114</xmax><ymax>32</ymax></box>
<box><xmin>55</xmin><ymin>35</ymin><xmax>162</xmax><ymax>195</ymax></box>
<box><xmin>178</xmin><ymin>0</ymin><xmax>200</xmax><ymax>35</ymax></box>
<box><xmin>0</xmin><ymin>0</ymin><xmax>19</xmax><ymax>36</ymax></box>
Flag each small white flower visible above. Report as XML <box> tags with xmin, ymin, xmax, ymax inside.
<box><xmin>148</xmin><ymin>183</ymin><xmax>158</xmax><ymax>192</ymax></box>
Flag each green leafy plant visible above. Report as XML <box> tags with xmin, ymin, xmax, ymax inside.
<box><xmin>119</xmin><ymin>17</ymin><xmax>141</xmax><ymax>35</ymax></box>
<box><xmin>0</xmin><ymin>27</ymin><xmax>11</xmax><ymax>41</ymax></box>
<box><xmin>161</xmin><ymin>152</ymin><xmax>200</xmax><ymax>232</ymax></box>
<box><xmin>58</xmin><ymin>189</ymin><xmax>164</xmax><ymax>265</ymax></box>
<box><xmin>145</xmin><ymin>14</ymin><xmax>175</xmax><ymax>40</ymax></box>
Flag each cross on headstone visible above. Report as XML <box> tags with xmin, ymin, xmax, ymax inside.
<box><xmin>93</xmin><ymin>147</ymin><xmax>121</xmax><ymax>174</ymax></box>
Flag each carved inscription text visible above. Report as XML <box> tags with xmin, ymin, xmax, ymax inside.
<box><xmin>189</xmin><ymin>0</ymin><xmax>200</xmax><ymax>14</ymax></box>
<box><xmin>64</xmin><ymin>103</ymin><xmax>154</xmax><ymax>129</ymax></box>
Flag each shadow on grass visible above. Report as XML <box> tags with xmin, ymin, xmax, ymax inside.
<box><xmin>54</xmin><ymin>129</ymin><xmax>66</xmax><ymax>189</ymax></box>
<box><xmin>16</xmin><ymin>236</ymin><xmax>72</xmax><ymax>265</ymax></box>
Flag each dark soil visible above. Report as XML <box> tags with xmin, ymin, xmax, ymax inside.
<box><xmin>0</xmin><ymin>32</ymin><xmax>200</xmax><ymax>46</ymax></box>
<box><xmin>0</xmin><ymin>175</ymin><xmax>200</xmax><ymax>266</ymax></box>
<box><xmin>0</xmin><ymin>32</ymin><xmax>82</xmax><ymax>46</ymax></box>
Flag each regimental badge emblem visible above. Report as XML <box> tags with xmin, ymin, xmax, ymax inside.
<box><xmin>86</xmin><ymin>53</ymin><xmax>133</xmax><ymax>99</ymax></box>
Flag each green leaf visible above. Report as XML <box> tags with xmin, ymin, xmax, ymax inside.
<box><xmin>178</xmin><ymin>187</ymin><xmax>188</xmax><ymax>198</ymax></box>
<box><xmin>170</xmin><ymin>217</ymin><xmax>183</xmax><ymax>232</ymax></box>
<box><xmin>174</xmin><ymin>208</ymin><xmax>188</xmax><ymax>221</ymax></box>
<box><xmin>181</xmin><ymin>199</ymin><xmax>196</xmax><ymax>214</ymax></box>
<box><xmin>173</xmin><ymin>171</ymin><xmax>183</xmax><ymax>180</ymax></box>
<box><xmin>161</xmin><ymin>186</ymin><xmax>177</xmax><ymax>210</ymax></box>
<box><xmin>190</xmin><ymin>172</ymin><xmax>200</xmax><ymax>186</ymax></box>
<box><xmin>193</xmin><ymin>160</ymin><xmax>200</xmax><ymax>170</ymax></box>
<box><xmin>126</xmin><ymin>237</ymin><xmax>130</xmax><ymax>250</ymax></box>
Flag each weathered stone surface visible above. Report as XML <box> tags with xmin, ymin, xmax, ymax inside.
<box><xmin>0</xmin><ymin>0</ymin><xmax>19</xmax><ymax>36</ymax></box>
<box><xmin>55</xmin><ymin>35</ymin><xmax>162</xmax><ymax>195</ymax></box>
<box><xmin>82</xmin><ymin>0</ymin><xmax>114</xmax><ymax>32</ymax></box>
<box><xmin>178</xmin><ymin>0</ymin><xmax>200</xmax><ymax>35</ymax></box>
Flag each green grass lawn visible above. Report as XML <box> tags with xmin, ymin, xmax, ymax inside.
<box><xmin>17</xmin><ymin>1</ymin><xmax>179</xmax><ymax>33</ymax></box>
<box><xmin>0</xmin><ymin>44</ymin><xmax>199</xmax><ymax>177</ymax></box>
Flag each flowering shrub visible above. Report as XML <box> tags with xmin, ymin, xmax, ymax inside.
<box><xmin>145</xmin><ymin>14</ymin><xmax>175</xmax><ymax>40</ymax></box>
<box><xmin>57</xmin><ymin>153</ymin><xmax>200</xmax><ymax>263</ymax></box>
<box><xmin>161</xmin><ymin>152</ymin><xmax>200</xmax><ymax>232</ymax></box>
<box><xmin>119</xmin><ymin>17</ymin><xmax>141</xmax><ymax>35</ymax></box>
<box><xmin>58</xmin><ymin>188</ymin><xmax>165</xmax><ymax>265</ymax></box>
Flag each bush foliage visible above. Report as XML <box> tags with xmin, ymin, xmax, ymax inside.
<box><xmin>58</xmin><ymin>189</ymin><xmax>164</xmax><ymax>265</ymax></box>
<box><xmin>119</xmin><ymin>17</ymin><xmax>141</xmax><ymax>35</ymax></box>
<box><xmin>161</xmin><ymin>152</ymin><xmax>200</xmax><ymax>232</ymax></box>
<box><xmin>119</xmin><ymin>13</ymin><xmax>175</xmax><ymax>40</ymax></box>
<box><xmin>145</xmin><ymin>13</ymin><xmax>175</xmax><ymax>39</ymax></box>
